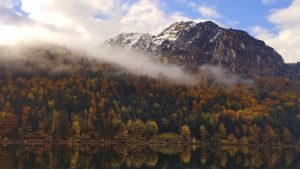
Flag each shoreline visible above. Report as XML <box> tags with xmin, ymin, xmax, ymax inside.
<box><xmin>1</xmin><ymin>139</ymin><xmax>300</xmax><ymax>147</ymax></box>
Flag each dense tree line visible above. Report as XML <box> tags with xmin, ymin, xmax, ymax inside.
<box><xmin>0</xmin><ymin>69</ymin><xmax>300</xmax><ymax>144</ymax></box>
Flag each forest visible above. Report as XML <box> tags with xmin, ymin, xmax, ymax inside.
<box><xmin>0</xmin><ymin>65</ymin><xmax>300</xmax><ymax>145</ymax></box>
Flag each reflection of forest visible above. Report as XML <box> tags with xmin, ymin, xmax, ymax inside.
<box><xmin>0</xmin><ymin>144</ymin><xmax>300</xmax><ymax>169</ymax></box>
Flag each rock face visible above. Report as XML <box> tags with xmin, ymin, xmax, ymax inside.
<box><xmin>281</xmin><ymin>62</ymin><xmax>300</xmax><ymax>81</ymax></box>
<box><xmin>106</xmin><ymin>21</ymin><xmax>299</xmax><ymax>80</ymax></box>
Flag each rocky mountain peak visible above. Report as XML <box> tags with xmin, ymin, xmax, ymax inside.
<box><xmin>105</xmin><ymin>32</ymin><xmax>153</xmax><ymax>50</ymax></box>
<box><xmin>105</xmin><ymin>21</ymin><xmax>299</xmax><ymax>80</ymax></box>
<box><xmin>151</xmin><ymin>21</ymin><xmax>196</xmax><ymax>45</ymax></box>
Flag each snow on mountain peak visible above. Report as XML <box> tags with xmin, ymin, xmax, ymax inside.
<box><xmin>105</xmin><ymin>33</ymin><xmax>151</xmax><ymax>49</ymax></box>
<box><xmin>152</xmin><ymin>21</ymin><xmax>196</xmax><ymax>46</ymax></box>
<box><xmin>105</xmin><ymin>21</ymin><xmax>224</xmax><ymax>51</ymax></box>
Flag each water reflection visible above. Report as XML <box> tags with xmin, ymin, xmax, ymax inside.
<box><xmin>1</xmin><ymin>144</ymin><xmax>300</xmax><ymax>169</ymax></box>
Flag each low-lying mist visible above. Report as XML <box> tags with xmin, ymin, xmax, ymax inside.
<box><xmin>85</xmin><ymin>45</ymin><xmax>252</xmax><ymax>86</ymax></box>
<box><xmin>0</xmin><ymin>43</ymin><xmax>102</xmax><ymax>77</ymax></box>
<box><xmin>91</xmin><ymin>46</ymin><xmax>197</xmax><ymax>85</ymax></box>
<box><xmin>0</xmin><ymin>42</ymin><xmax>250</xmax><ymax>86</ymax></box>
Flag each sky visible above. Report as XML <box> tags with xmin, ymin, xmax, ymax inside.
<box><xmin>0</xmin><ymin>0</ymin><xmax>299</xmax><ymax>62</ymax></box>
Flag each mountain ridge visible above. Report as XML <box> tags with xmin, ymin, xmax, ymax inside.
<box><xmin>106</xmin><ymin>21</ymin><xmax>299</xmax><ymax>81</ymax></box>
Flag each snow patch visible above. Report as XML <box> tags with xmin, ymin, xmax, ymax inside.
<box><xmin>152</xmin><ymin>21</ymin><xmax>196</xmax><ymax>46</ymax></box>
<box><xmin>209</xmin><ymin>30</ymin><xmax>223</xmax><ymax>43</ymax></box>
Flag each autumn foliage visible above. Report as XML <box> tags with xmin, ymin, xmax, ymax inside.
<box><xmin>0</xmin><ymin>70</ymin><xmax>299</xmax><ymax>144</ymax></box>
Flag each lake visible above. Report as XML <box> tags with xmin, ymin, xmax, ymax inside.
<box><xmin>0</xmin><ymin>144</ymin><xmax>299</xmax><ymax>169</ymax></box>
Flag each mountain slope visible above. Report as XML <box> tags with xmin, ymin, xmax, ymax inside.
<box><xmin>106</xmin><ymin>21</ymin><xmax>298</xmax><ymax>80</ymax></box>
<box><xmin>0</xmin><ymin>44</ymin><xmax>118</xmax><ymax>77</ymax></box>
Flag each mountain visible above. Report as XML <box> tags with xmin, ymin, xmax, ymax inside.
<box><xmin>281</xmin><ymin>62</ymin><xmax>300</xmax><ymax>80</ymax></box>
<box><xmin>106</xmin><ymin>21</ymin><xmax>299</xmax><ymax>80</ymax></box>
<box><xmin>0</xmin><ymin>23</ymin><xmax>300</xmax><ymax>146</ymax></box>
<box><xmin>0</xmin><ymin>44</ymin><xmax>117</xmax><ymax>77</ymax></box>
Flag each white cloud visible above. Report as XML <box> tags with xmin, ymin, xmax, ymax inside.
<box><xmin>253</xmin><ymin>0</ymin><xmax>300</xmax><ymax>63</ymax></box>
<box><xmin>120</xmin><ymin>0</ymin><xmax>171</xmax><ymax>33</ymax></box>
<box><xmin>0</xmin><ymin>0</ymin><xmax>209</xmax><ymax>49</ymax></box>
<box><xmin>0</xmin><ymin>0</ymin><xmax>29</xmax><ymax>24</ymax></box>
<box><xmin>176</xmin><ymin>0</ymin><xmax>198</xmax><ymax>9</ymax></box>
<box><xmin>198</xmin><ymin>4</ymin><xmax>222</xmax><ymax>19</ymax></box>
<box><xmin>176</xmin><ymin>1</ymin><xmax>228</xmax><ymax>27</ymax></box>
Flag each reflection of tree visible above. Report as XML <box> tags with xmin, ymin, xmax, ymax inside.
<box><xmin>284</xmin><ymin>149</ymin><xmax>295</xmax><ymax>167</ymax></box>
<box><xmin>220</xmin><ymin>153</ymin><xmax>228</xmax><ymax>167</ymax></box>
<box><xmin>182</xmin><ymin>149</ymin><xmax>191</xmax><ymax>164</ymax></box>
<box><xmin>151</xmin><ymin>144</ymin><xmax>182</xmax><ymax>155</ymax></box>
<box><xmin>125</xmin><ymin>147</ymin><xmax>145</xmax><ymax>168</ymax></box>
<box><xmin>235</xmin><ymin>154</ymin><xmax>242</xmax><ymax>166</ymax></box>
<box><xmin>145</xmin><ymin>151</ymin><xmax>158</xmax><ymax>167</ymax></box>
<box><xmin>268</xmin><ymin>152</ymin><xmax>280</xmax><ymax>168</ymax></box>
<box><xmin>108</xmin><ymin>157</ymin><xmax>121</xmax><ymax>169</ymax></box>
<box><xmin>210</xmin><ymin>164</ymin><xmax>217</xmax><ymax>169</ymax></box>
<box><xmin>78</xmin><ymin>146</ymin><xmax>97</xmax><ymax>169</ymax></box>
<box><xmin>2</xmin><ymin>144</ymin><xmax>300</xmax><ymax>169</ymax></box>
<box><xmin>126</xmin><ymin>155</ymin><xmax>144</xmax><ymax>168</ymax></box>
<box><xmin>200</xmin><ymin>150</ymin><xmax>208</xmax><ymax>164</ymax></box>
<box><xmin>33</xmin><ymin>146</ymin><xmax>49</xmax><ymax>165</ymax></box>
<box><xmin>0</xmin><ymin>147</ymin><xmax>13</xmax><ymax>169</ymax></box>
<box><xmin>70</xmin><ymin>147</ymin><xmax>79</xmax><ymax>169</ymax></box>
<box><xmin>243</xmin><ymin>156</ymin><xmax>250</xmax><ymax>168</ymax></box>
<box><xmin>49</xmin><ymin>147</ymin><xmax>58</xmax><ymax>169</ymax></box>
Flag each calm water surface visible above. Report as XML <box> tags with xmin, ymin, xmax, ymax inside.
<box><xmin>0</xmin><ymin>144</ymin><xmax>300</xmax><ymax>169</ymax></box>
